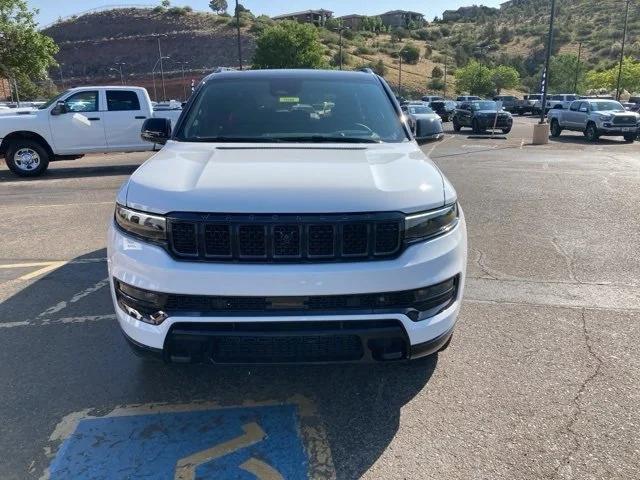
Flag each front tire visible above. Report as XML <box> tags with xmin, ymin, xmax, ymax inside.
<box><xmin>472</xmin><ymin>119</ymin><xmax>481</xmax><ymax>134</ymax></box>
<box><xmin>623</xmin><ymin>133</ymin><xmax>636</xmax><ymax>143</ymax></box>
<box><xmin>502</xmin><ymin>127</ymin><xmax>512</xmax><ymax>134</ymax></box>
<box><xmin>5</xmin><ymin>139</ymin><xmax>50</xmax><ymax>177</ymax></box>
<box><xmin>585</xmin><ymin>123</ymin><xmax>600</xmax><ymax>142</ymax></box>
<box><xmin>550</xmin><ymin>119</ymin><xmax>562</xmax><ymax>138</ymax></box>
<box><xmin>452</xmin><ymin>117</ymin><xmax>461</xmax><ymax>132</ymax></box>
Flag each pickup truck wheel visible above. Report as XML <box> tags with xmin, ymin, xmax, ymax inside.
<box><xmin>502</xmin><ymin>127</ymin><xmax>512</xmax><ymax>134</ymax></box>
<box><xmin>550</xmin><ymin>119</ymin><xmax>562</xmax><ymax>137</ymax></box>
<box><xmin>585</xmin><ymin>123</ymin><xmax>600</xmax><ymax>142</ymax></box>
<box><xmin>5</xmin><ymin>140</ymin><xmax>50</xmax><ymax>177</ymax></box>
<box><xmin>472</xmin><ymin>119</ymin><xmax>481</xmax><ymax>134</ymax></box>
<box><xmin>623</xmin><ymin>134</ymin><xmax>636</xmax><ymax>143</ymax></box>
<box><xmin>452</xmin><ymin>117</ymin><xmax>461</xmax><ymax>132</ymax></box>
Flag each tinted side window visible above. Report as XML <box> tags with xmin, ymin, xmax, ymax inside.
<box><xmin>106</xmin><ymin>90</ymin><xmax>141</xmax><ymax>111</ymax></box>
<box><xmin>65</xmin><ymin>91</ymin><xmax>99</xmax><ymax>112</ymax></box>
<box><xmin>570</xmin><ymin>101</ymin><xmax>580</xmax><ymax>111</ymax></box>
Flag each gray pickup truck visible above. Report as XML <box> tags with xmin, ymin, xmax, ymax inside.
<box><xmin>548</xmin><ymin>99</ymin><xmax>640</xmax><ymax>142</ymax></box>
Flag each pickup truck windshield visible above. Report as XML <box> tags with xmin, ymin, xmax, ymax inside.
<box><xmin>591</xmin><ymin>101</ymin><xmax>625</xmax><ymax>112</ymax></box>
<box><xmin>176</xmin><ymin>77</ymin><xmax>408</xmax><ymax>143</ymax></box>
<box><xmin>38</xmin><ymin>90</ymin><xmax>71</xmax><ymax>110</ymax></box>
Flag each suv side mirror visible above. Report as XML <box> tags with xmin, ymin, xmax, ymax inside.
<box><xmin>50</xmin><ymin>101</ymin><xmax>67</xmax><ymax>116</ymax></box>
<box><xmin>579</xmin><ymin>107</ymin><xmax>588</xmax><ymax>112</ymax></box>
<box><xmin>141</xmin><ymin>118</ymin><xmax>172</xmax><ymax>145</ymax></box>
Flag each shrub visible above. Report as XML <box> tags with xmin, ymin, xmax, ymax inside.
<box><xmin>400</xmin><ymin>43</ymin><xmax>420</xmax><ymax>64</ymax></box>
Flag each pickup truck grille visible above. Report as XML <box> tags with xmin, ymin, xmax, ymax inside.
<box><xmin>167</xmin><ymin>212</ymin><xmax>403</xmax><ymax>262</ymax></box>
<box><xmin>613</xmin><ymin>115</ymin><xmax>637</xmax><ymax>125</ymax></box>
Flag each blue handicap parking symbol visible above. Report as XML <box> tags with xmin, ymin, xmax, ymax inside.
<box><xmin>49</xmin><ymin>404</ymin><xmax>309</xmax><ymax>479</ymax></box>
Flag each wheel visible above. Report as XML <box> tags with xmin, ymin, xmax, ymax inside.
<box><xmin>585</xmin><ymin>123</ymin><xmax>600</xmax><ymax>142</ymax></box>
<box><xmin>5</xmin><ymin>139</ymin><xmax>50</xmax><ymax>177</ymax></box>
<box><xmin>502</xmin><ymin>127</ymin><xmax>512</xmax><ymax>134</ymax></box>
<box><xmin>472</xmin><ymin>119</ymin><xmax>482</xmax><ymax>134</ymax></box>
<box><xmin>623</xmin><ymin>134</ymin><xmax>636</xmax><ymax>143</ymax></box>
<box><xmin>452</xmin><ymin>117</ymin><xmax>461</xmax><ymax>132</ymax></box>
<box><xmin>550</xmin><ymin>119</ymin><xmax>562</xmax><ymax>138</ymax></box>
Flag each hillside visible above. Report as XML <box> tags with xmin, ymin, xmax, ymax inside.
<box><xmin>42</xmin><ymin>1</ymin><xmax>640</xmax><ymax>99</ymax></box>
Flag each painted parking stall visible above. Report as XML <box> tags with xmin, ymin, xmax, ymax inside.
<box><xmin>45</xmin><ymin>400</ymin><xmax>334</xmax><ymax>480</ymax></box>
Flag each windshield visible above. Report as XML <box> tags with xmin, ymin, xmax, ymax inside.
<box><xmin>591</xmin><ymin>101</ymin><xmax>625</xmax><ymax>112</ymax></box>
<box><xmin>528</xmin><ymin>95</ymin><xmax>542</xmax><ymax>100</ymax></box>
<box><xmin>38</xmin><ymin>90</ymin><xmax>70</xmax><ymax>110</ymax></box>
<box><xmin>176</xmin><ymin>76</ymin><xmax>408</xmax><ymax>143</ymax></box>
<box><xmin>472</xmin><ymin>101</ymin><xmax>498</xmax><ymax>111</ymax></box>
<box><xmin>408</xmin><ymin>106</ymin><xmax>434</xmax><ymax>115</ymax></box>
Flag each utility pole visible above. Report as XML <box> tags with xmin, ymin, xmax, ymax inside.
<box><xmin>235</xmin><ymin>0</ymin><xmax>243</xmax><ymax>70</ymax></box>
<box><xmin>443</xmin><ymin>53</ymin><xmax>448</xmax><ymax>98</ymax></box>
<box><xmin>573</xmin><ymin>42</ymin><xmax>582</xmax><ymax>93</ymax></box>
<box><xmin>398</xmin><ymin>54</ymin><xmax>403</xmax><ymax>92</ymax></box>
<box><xmin>157</xmin><ymin>36</ymin><xmax>167</xmax><ymax>101</ymax></box>
<box><xmin>59</xmin><ymin>64</ymin><xmax>66</xmax><ymax>90</ymax></box>
<box><xmin>338</xmin><ymin>27</ymin><xmax>344</xmax><ymax>70</ymax></box>
<box><xmin>615</xmin><ymin>0</ymin><xmax>631</xmax><ymax>101</ymax></box>
<box><xmin>539</xmin><ymin>0</ymin><xmax>556</xmax><ymax>124</ymax></box>
<box><xmin>178</xmin><ymin>61</ymin><xmax>189</xmax><ymax>101</ymax></box>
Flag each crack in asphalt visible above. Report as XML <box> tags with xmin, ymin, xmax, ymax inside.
<box><xmin>471</xmin><ymin>248</ymin><xmax>499</xmax><ymax>280</ymax></box>
<box><xmin>550</xmin><ymin>237</ymin><xmax>582</xmax><ymax>285</ymax></box>
<box><xmin>552</xmin><ymin>308</ymin><xmax>605</xmax><ymax>479</ymax></box>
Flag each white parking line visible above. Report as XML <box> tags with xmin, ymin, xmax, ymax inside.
<box><xmin>0</xmin><ymin>258</ymin><xmax>107</xmax><ymax>284</ymax></box>
<box><xmin>37</xmin><ymin>278</ymin><xmax>110</xmax><ymax>318</ymax></box>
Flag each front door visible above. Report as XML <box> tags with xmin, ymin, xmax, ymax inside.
<box><xmin>49</xmin><ymin>90</ymin><xmax>107</xmax><ymax>154</ymax></box>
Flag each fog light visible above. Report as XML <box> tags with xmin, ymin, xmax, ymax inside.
<box><xmin>115</xmin><ymin>280</ymin><xmax>169</xmax><ymax>325</ymax></box>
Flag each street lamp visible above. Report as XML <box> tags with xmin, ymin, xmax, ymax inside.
<box><xmin>110</xmin><ymin>63</ymin><xmax>126</xmax><ymax>85</ymax></box>
<box><xmin>156</xmin><ymin>35</ymin><xmax>168</xmax><ymax>101</ymax></box>
<box><xmin>333</xmin><ymin>26</ymin><xmax>349</xmax><ymax>70</ymax></box>
<box><xmin>539</xmin><ymin>0</ymin><xmax>556</xmax><ymax>124</ymax></box>
<box><xmin>174</xmin><ymin>61</ymin><xmax>189</xmax><ymax>101</ymax></box>
<box><xmin>152</xmin><ymin>56</ymin><xmax>170</xmax><ymax>102</ymax></box>
<box><xmin>59</xmin><ymin>63</ymin><xmax>66</xmax><ymax>90</ymax></box>
<box><xmin>235</xmin><ymin>0</ymin><xmax>243</xmax><ymax>70</ymax></box>
<box><xmin>615</xmin><ymin>0</ymin><xmax>631</xmax><ymax>100</ymax></box>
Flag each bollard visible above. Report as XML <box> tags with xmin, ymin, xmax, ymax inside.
<box><xmin>532</xmin><ymin>122</ymin><xmax>550</xmax><ymax>145</ymax></box>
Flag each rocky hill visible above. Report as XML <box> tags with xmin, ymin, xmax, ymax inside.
<box><xmin>42</xmin><ymin>1</ymin><xmax>640</xmax><ymax>99</ymax></box>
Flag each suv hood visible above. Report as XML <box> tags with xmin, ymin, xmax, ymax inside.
<box><xmin>125</xmin><ymin>141</ymin><xmax>448</xmax><ymax>215</ymax></box>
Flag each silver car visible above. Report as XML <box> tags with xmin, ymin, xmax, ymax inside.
<box><xmin>402</xmin><ymin>104</ymin><xmax>444</xmax><ymax>141</ymax></box>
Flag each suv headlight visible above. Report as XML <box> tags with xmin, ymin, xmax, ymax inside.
<box><xmin>598</xmin><ymin>114</ymin><xmax>613</xmax><ymax>122</ymax></box>
<box><xmin>115</xmin><ymin>204</ymin><xmax>167</xmax><ymax>242</ymax></box>
<box><xmin>405</xmin><ymin>203</ymin><xmax>459</xmax><ymax>243</ymax></box>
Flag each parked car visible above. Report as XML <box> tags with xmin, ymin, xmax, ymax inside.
<box><xmin>0</xmin><ymin>86</ymin><xmax>182</xmax><ymax>176</ymax></box>
<box><xmin>402</xmin><ymin>103</ymin><xmax>444</xmax><ymax>141</ymax></box>
<box><xmin>109</xmin><ymin>69</ymin><xmax>467</xmax><ymax>365</ymax></box>
<box><xmin>545</xmin><ymin>94</ymin><xmax>579</xmax><ymax>112</ymax></box>
<box><xmin>421</xmin><ymin>95</ymin><xmax>444</xmax><ymax>103</ymax></box>
<box><xmin>548</xmin><ymin>99</ymin><xmax>640</xmax><ymax>142</ymax></box>
<box><xmin>428</xmin><ymin>100</ymin><xmax>457</xmax><ymax>122</ymax></box>
<box><xmin>493</xmin><ymin>95</ymin><xmax>519</xmax><ymax>113</ymax></box>
<box><xmin>516</xmin><ymin>94</ymin><xmax>543</xmax><ymax>115</ymax></box>
<box><xmin>452</xmin><ymin>100</ymin><xmax>513</xmax><ymax>134</ymax></box>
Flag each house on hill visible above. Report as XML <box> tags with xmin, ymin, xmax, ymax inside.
<box><xmin>379</xmin><ymin>10</ymin><xmax>425</xmax><ymax>28</ymax></box>
<box><xmin>272</xmin><ymin>9</ymin><xmax>333</xmax><ymax>26</ymax></box>
<box><xmin>338</xmin><ymin>14</ymin><xmax>365</xmax><ymax>30</ymax></box>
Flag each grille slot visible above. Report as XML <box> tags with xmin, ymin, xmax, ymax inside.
<box><xmin>613</xmin><ymin>116</ymin><xmax>636</xmax><ymax>125</ymax></box>
<box><xmin>167</xmin><ymin>213</ymin><xmax>403</xmax><ymax>262</ymax></box>
<box><xmin>170</xmin><ymin>222</ymin><xmax>198</xmax><ymax>256</ymax></box>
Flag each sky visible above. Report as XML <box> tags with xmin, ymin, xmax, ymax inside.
<box><xmin>30</xmin><ymin>0</ymin><xmax>504</xmax><ymax>28</ymax></box>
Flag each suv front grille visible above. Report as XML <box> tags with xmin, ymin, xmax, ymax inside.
<box><xmin>613</xmin><ymin>115</ymin><xmax>637</xmax><ymax>125</ymax></box>
<box><xmin>167</xmin><ymin>212</ymin><xmax>403</xmax><ymax>263</ymax></box>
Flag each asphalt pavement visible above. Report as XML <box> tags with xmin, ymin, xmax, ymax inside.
<box><xmin>1</xmin><ymin>116</ymin><xmax>639</xmax><ymax>479</ymax></box>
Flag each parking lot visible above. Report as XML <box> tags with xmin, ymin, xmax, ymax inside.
<box><xmin>1</xmin><ymin>115</ymin><xmax>639</xmax><ymax>479</ymax></box>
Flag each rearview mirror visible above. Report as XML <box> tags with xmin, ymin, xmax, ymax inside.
<box><xmin>50</xmin><ymin>101</ymin><xmax>67</xmax><ymax>116</ymax></box>
<box><xmin>141</xmin><ymin>118</ymin><xmax>172</xmax><ymax>145</ymax></box>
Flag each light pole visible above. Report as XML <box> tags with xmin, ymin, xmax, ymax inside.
<box><xmin>157</xmin><ymin>35</ymin><xmax>167</xmax><ymax>101</ymax></box>
<box><xmin>175</xmin><ymin>61</ymin><xmax>189</xmax><ymax>101</ymax></box>
<box><xmin>333</xmin><ymin>26</ymin><xmax>348</xmax><ymax>70</ymax></box>
<box><xmin>615</xmin><ymin>0</ymin><xmax>631</xmax><ymax>100</ymax></box>
<box><xmin>235</xmin><ymin>0</ymin><xmax>243</xmax><ymax>70</ymax></box>
<box><xmin>443</xmin><ymin>53</ymin><xmax>448</xmax><ymax>98</ymax></box>
<box><xmin>573</xmin><ymin>42</ymin><xmax>582</xmax><ymax>93</ymax></box>
<box><xmin>110</xmin><ymin>63</ymin><xmax>125</xmax><ymax>85</ymax></box>
<box><xmin>539</xmin><ymin>0</ymin><xmax>556</xmax><ymax>124</ymax></box>
<box><xmin>59</xmin><ymin>64</ymin><xmax>66</xmax><ymax>90</ymax></box>
<box><xmin>152</xmin><ymin>56</ymin><xmax>170</xmax><ymax>102</ymax></box>
<box><xmin>398</xmin><ymin>53</ymin><xmax>403</xmax><ymax>92</ymax></box>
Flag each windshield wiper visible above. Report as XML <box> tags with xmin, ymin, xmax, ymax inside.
<box><xmin>272</xmin><ymin>135</ymin><xmax>380</xmax><ymax>144</ymax></box>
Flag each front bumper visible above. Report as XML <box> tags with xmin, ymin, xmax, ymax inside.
<box><xmin>477</xmin><ymin>116</ymin><xmax>513</xmax><ymax>128</ymax></box>
<box><xmin>597</xmin><ymin>124</ymin><xmax>639</xmax><ymax>136</ymax></box>
<box><xmin>108</xmin><ymin>213</ymin><xmax>467</xmax><ymax>363</ymax></box>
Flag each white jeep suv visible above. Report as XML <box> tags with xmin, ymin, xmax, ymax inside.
<box><xmin>108</xmin><ymin>69</ymin><xmax>467</xmax><ymax>364</ymax></box>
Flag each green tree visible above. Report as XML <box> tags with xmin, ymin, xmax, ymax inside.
<box><xmin>399</xmin><ymin>43</ymin><xmax>420</xmax><ymax>64</ymax></box>
<box><xmin>161</xmin><ymin>0</ymin><xmax>170</xmax><ymax>7</ymax></box>
<box><xmin>432</xmin><ymin>65</ymin><xmax>444</xmax><ymax>78</ymax></box>
<box><xmin>0</xmin><ymin>0</ymin><xmax>58</xmax><ymax>94</ymax></box>
<box><xmin>252</xmin><ymin>21</ymin><xmax>327</xmax><ymax>69</ymax></box>
<box><xmin>549</xmin><ymin>53</ymin><xmax>584</xmax><ymax>93</ymax></box>
<box><xmin>208</xmin><ymin>0</ymin><xmax>227</xmax><ymax>14</ymax></box>
<box><xmin>585</xmin><ymin>57</ymin><xmax>640</xmax><ymax>94</ymax></box>
<box><xmin>455</xmin><ymin>60</ymin><xmax>494</xmax><ymax>96</ymax></box>
<box><xmin>428</xmin><ymin>78</ymin><xmax>445</xmax><ymax>91</ymax></box>
<box><xmin>491</xmin><ymin>65</ymin><xmax>520</xmax><ymax>94</ymax></box>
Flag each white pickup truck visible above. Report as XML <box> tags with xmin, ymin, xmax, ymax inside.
<box><xmin>0</xmin><ymin>86</ymin><xmax>182</xmax><ymax>176</ymax></box>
